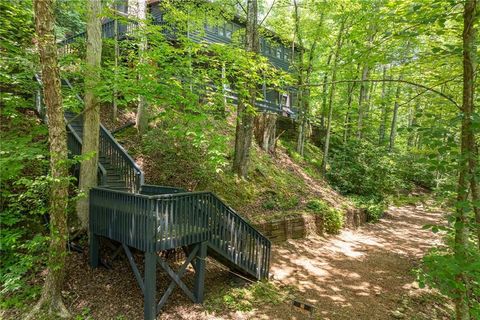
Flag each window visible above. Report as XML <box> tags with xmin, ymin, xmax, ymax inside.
<box><xmin>205</xmin><ymin>23</ymin><xmax>214</xmax><ymax>32</ymax></box>
<box><xmin>225</xmin><ymin>22</ymin><xmax>233</xmax><ymax>38</ymax></box>
<box><xmin>284</xmin><ymin>50</ymin><xmax>290</xmax><ymax>61</ymax></box>
<box><xmin>276</xmin><ymin>47</ymin><xmax>282</xmax><ymax>59</ymax></box>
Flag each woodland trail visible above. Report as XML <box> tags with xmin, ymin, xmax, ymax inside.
<box><xmin>265</xmin><ymin>202</ymin><xmax>451</xmax><ymax>320</ymax></box>
<box><xmin>41</xmin><ymin>203</ymin><xmax>451</xmax><ymax>320</ymax></box>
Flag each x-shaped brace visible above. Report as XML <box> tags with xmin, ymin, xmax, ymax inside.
<box><xmin>156</xmin><ymin>245</ymin><xmax>199</xmax><ymax>314</ymax></box>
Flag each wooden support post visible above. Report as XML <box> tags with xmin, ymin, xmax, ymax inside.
<box><xmin>194</xmin><ymin>241</ymin><xmax>207</xmax><ymax>303</ymax></box>
<box><xmin>89</xmin><ymin>233</ymin><xmax>99</xmax><ymax>268</ymax></box>
<box><xmin>144</xmin><ymin>251</ymin><xmax>157</xmax><ymax>320</ymax></box>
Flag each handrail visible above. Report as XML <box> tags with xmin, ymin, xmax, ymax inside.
<box><xmin>62</xmin><ymin>78</ymin><xmax>144</xmax><ymax>192</ymax></box>
<box><xmin>209</xmin><ymin>192</ymin><xmax>271</xmax><ymax>243</ymax></box>
<box><xmin>90</xmin><ymin>187</ymin><xmax>271</xmax><ymax>279</ymax></box>
<box><xmin>34</xmin><ymin>75</ymin><xmax>107</xmax><ymax>185</ymax></box>
<box><xmin>143</xmin><ymin>190</ymin><xmax>268</xmax><ymax>240</ymax></box>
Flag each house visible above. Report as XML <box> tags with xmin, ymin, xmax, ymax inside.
<box><xmin>60</xmin><ymin>0</ymin><xmax>300</xmax><ymax>118</ymax></box>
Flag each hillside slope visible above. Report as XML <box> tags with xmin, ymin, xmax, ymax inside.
<box><xmin>101</xmin><ymin>108</ymin><xmax>362</xmax><ymax>229</ymax></box>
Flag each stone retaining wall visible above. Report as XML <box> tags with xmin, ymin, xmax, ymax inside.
<box><xmin>254</xmin><ymin>209</ymin><xmax>367</xmax><ymax>243</ymax></box>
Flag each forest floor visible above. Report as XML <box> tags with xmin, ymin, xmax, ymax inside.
<box><xmin>4</xmin><ymin>201</ymin><xmax>452</xmax><ymax>320</ymax></box>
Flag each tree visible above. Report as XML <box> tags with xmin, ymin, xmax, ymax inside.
<box><xmin>454</xmin><ymin>0</ymin><xmax>477</xmax><ymax>318</ymax></box>
<box><xmin>132</xmin><ymin>0</ymin><xmax>149</xmax><ymax>134</ymax></box>
<box><xmin>75</xmin><ymin>0</ymin><xmax>102</xmax><ymax>231</ymax></box>
<box><xmin>28</xmin><ymin>0</ymin><xmax>70</xmax><ymax>317</ymax></box>
<box><xmin>293</xmin><ymin>0</ymin><xmax>322</xmax><ymax>156</ymax></box>
<box><xmin>253</xmin><ymin>1</ymin><xmax>279</xmax><ymax>154</ymax></box>
<box><xmin>388</xmin><ymin>75</ymin><xmax>403</xmax><ymax>152</ymax></box>
<box><xmin>232</xmin><ymin>0</ymin><xmax>259</xmax><ymax>178</ymax></box>
<box><xmin>320</xmin><ymin>17</ymin><xmax>346</xmax><ymax>176</ymax></box>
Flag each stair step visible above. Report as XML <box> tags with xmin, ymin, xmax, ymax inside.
<box><xmin>105</xmin><ymin>186</ymin><xmax>130</xmax><ymax>192</ymax></box>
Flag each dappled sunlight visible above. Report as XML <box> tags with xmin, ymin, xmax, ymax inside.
<box><xmin>266</xmin><ymin>204</ymin><xmax>446</xmax><ymax>319</ymax></box>
<box><xmin>59</xmin><ymin>202</ymin><xmax>446</xmax><ymax>320</ymax></box>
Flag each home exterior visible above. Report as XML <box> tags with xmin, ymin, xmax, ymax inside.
<box><xmin>60</xmin><ymin>0</ymin><xmax>300</xmax><ymax>118</ymax></box>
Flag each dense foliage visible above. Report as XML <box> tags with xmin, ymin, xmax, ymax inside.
<box><xmin>1</xmin><ymin>0</ymin><xmax>478</xmax><ymax>318</ymax></box>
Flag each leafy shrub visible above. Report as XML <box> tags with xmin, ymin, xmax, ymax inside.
<box><xmin>0</xmin><ymin>110</ymin><xmax>49</xmax><ymax>308</ymax></box>
<box><xmin>350</xmin><ymin>196</ymin><xmax>387</xmax><ymax>222</ymax></box>
<box><xmin>326</xmin><ymin>140</ymin><xmax>407</xmax><ymax>198</ymax></box>
<box><xmin>306</xmin><ymin>199</ymin><xmax>344</xmax><ymax>234</ymax></box>
<box><xmin>306</xmin><ymin>199</ymin><xmax>330</xmax><ymax>212</ymax></box>
<box><xmin>418</xmin><ymin>239</ymin><xmax>480</xmax><ymax>319</ymax></box>
<box><xmin>141</xmin><ymin>110</ymin><xmax>229</xmax><ymax>190</ymax></box>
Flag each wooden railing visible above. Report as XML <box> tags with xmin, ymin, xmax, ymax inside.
<box><xmin>35</xmin><ymin>75</ymin><xmax>107</xmax><ymax>185</ymax></box>
<box><xmin>99</xmin><ymin>125</ymin><xmax>144</xmax><ymax>192</ymax></box>
<box><xmin>89</xmin><ymin>187</ymin><xmax>271</xmax><ymax>280</ymax></box>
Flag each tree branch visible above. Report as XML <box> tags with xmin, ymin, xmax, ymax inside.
<box><xmin>397</xmin><ymin>75</ymin><xmax>462</xmax><ymax>107</ymax></box>
<box><xmin>259</xmin><ymin>0</ymin><xmax>277</xmax><ymax>26</ymax></box>
<box><xmin>236</xmin><ymin>0</ymin><xmax>247</xmax><ymax>15</ymax></box>
<box><xmin>301</xmin><ymin>79</ymin><xmax>460</xmax><ymax>109</ymax></box>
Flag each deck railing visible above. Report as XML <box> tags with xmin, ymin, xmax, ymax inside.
<box><xmin>61</xmin><ymin>78</ymin><xmax>144</xmax><ymax>193</ymax></box>
<box><xmin>89</xmin><ymin>187</ymin><xmax>271</xmax><ymax>280</ymax></box>
<box><xmin>35</xmin><ymin>75</ymin><xmax>107</xmax><ymax>185</ymax></box>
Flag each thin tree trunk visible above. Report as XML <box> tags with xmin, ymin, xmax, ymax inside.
<box><xmin>357</xmin><ymin>64</ymin><xmax>369</xmax><ymax>139</ymax></box>
<box><xmin>321</xmin><ymin>19</ymin><xmax>346</xmax><ymax>176</ymax></box>
<box><xmin>320</xmin><ymin>53</ymin><xmax>332</xmax><ymax>129</ymax></box>
<box><xmin>112</xmin><ymin>10</ymin><xmax>119</xmax><ymax>122</ymax></box>
<box><xmin>232</xmin><ymin>0</ymin><xmax>258</xmax><ymax>178</ymax></box>
<box><xmin>293</xmin><ymin>0</ymin><xmax>321</xmax><ymax>156</ymax></box>
<box><xmin>134</xmin><ymin>0</ymin><xmax>148</xmax><ymax>134</ymax></box>
<box><xmin>364</xmin><ymin>77</ymin><xmax>376</xmax><ymax>119</ymax></box>
<box><xmin>343</xmin><ymin>81</ymin><xmax>355</xmax><ymax>143</ymax></box>
<box><xmin>29</xmin><ymin>0</ymin><xmax>70</xmax><ymax>317</ymax></box>
<box><xmin>389</xmin><ymin>76</ymin><xmax>402</xmax><ymax>152</ymax></box>
<box><xmin>76</xmin><ymin>0</ymin><xmax>102</xmax><ymax>231</ymax></box>
<box><xmin>407</xmin><ymin>101</ymin><xmax>418</xmax><ymax>148</ymax></box>
<box><xmin>454</xmin><ymin>1</ymin><xmax>477</xmax><ymax>318</ymax></box>
<box><xmin>378</xmin><ymin>66</ymin><xmax>388</xmax><ymax>145</ymax></box>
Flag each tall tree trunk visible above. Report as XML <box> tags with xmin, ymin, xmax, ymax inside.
<box><xmin>232</xmin><ymin>0</ymin><xmax>258</xmax><ymax>178</ymax></box>
<box><xmin>321</xmin><ymin>19</ymin><xmax>346</xmax><ymax>176</ymax></box>
<box><xmin>112</xmin><ymin>8</ymin><xmax>119</xmax><ymax>122</ymax></box>
<box><xmin>76</xmin><ymin>0</ymin><xmax>102</xmax><ymax>231</ymax></box>
<box><xmin>357</xmin><ymin>64</ymin><xmax>369</xmax><ymax>139</ymax></box>
<box><xmin>320</xmin><ymin>53</ymin><xmax>332</xmax><ymax>129</ymax></box>
<box><xmin>133</xmin><ymin>0</ymin><xmax>148</xmax><ymax>134</ymax></box>
<box><xmin>343</xmin><ymin>81</ymin><xmax>356</xmax><ymax>143</ymax></box>
<box><xmin>293</xmin><ymin>0</ymin><xmax>305</xmax><ymax>155</ymax></box>
<box><xmin>29</xmin><ymin>0</ymin><xmax>70</xmax><ymax>317</ymax></box>
<box><xmin>455</xmin><ymin>1</ymin><xmax>477</xmax><ymax>318</ymax></box>
<box><xmin>378</xmin><ymin>69</ymin><xmax>391</xmax><ymax>145</ymax></box>
<box><xmin>364</xmin><ymin>77</ymin><xmax>376</xmax><ymax>119</ymax></box>
<box><xmin>254</xmin><ymin>113</ymin><xmax>277</xmax><ymax>153</ymax></box>
<box><xmin>407</xmin><ymin>101</ymin><xmax>419</xmax><ymax>148</ymax></box>
<box><xmin>388</xmin><ymin>76</ymin><xmax>402</xmax><ymax>152</ymax></box>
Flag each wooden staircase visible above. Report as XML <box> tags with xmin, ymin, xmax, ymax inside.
<box><xmin>35</xmin><ymin>76</ymin><xmax>271</xmax><ymax>320</ymax></box>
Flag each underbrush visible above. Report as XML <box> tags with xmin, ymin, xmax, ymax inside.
<box><xmin>205</xmin><ymin>281</ymin><xmax>290</xmax><ymax>313</ymax></box>
<box><xmin>418</xmin><ymin>232</ymin><xmax>480</xmax><ymax>319</ymax></box>
<box><xmin>306</xmin><ymin>199</ymin><xmax>344</xmax><ymax>234</ymax></box>
<box><xmin>134</xmin><ymin>112</ymin><xmax>348</xmax><ymax>223</ymax></box>
<box><xmin>0</xmin><ymin>105</ymin><xmax>49</xmax><ymax>310</ymax></box>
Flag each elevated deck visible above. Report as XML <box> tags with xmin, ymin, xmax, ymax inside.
<box><xmin>35</xmin><ymin>75</ymin><xmax>271</xmax><ymax>320</ymax></box>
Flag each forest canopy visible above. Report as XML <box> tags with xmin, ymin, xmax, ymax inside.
<box><xmin>0</xmin><ymin>0</ymin><xmax>478</xmax><ymax>319</ymax></box>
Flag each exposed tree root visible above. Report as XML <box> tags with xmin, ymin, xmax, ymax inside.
<box><xmin>25</xmin><ymin>293</ymin><xmax>71</xmax><ymax>320</ymax></box>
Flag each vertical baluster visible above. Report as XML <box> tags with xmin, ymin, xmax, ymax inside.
<box><xmin>169</xmin><ymin>198</ymin><xmax>173</xmax><ymax>248</ymax></box>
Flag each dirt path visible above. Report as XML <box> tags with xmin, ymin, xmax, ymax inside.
<box><xmin>266</xmin><ymin>203</ymin><xmax>451</xmax><ymax>320</ymax></box>
<box><xmin>19</xmin><ymin>203</ymin><xmax>450</xmax><ymax>320</ymax></box>
<box><xmin>153</xmin><ymin>202</ymin><xmax>451</xmax><ymax>320</ymax></box>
